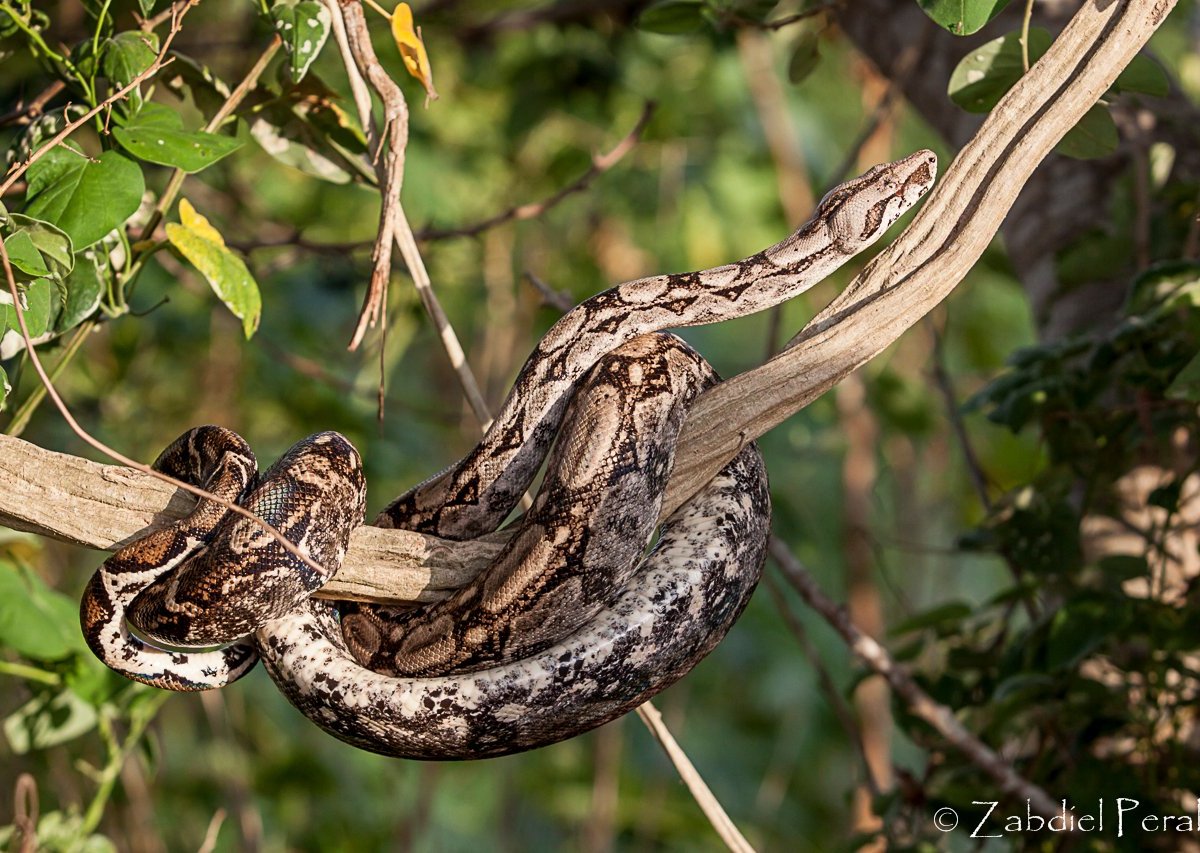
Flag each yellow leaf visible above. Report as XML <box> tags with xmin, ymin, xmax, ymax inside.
<box><xmin>167</xmin><ymin>199</ymin><xmax>261</xmax><ymax>338</ymax></box>
<box><xmin>390</xmin><ymin>2</ymin><xmax>438</xmax><ymax>104</ymax></box>
<box><xmin>177</xmin><ymin>198</ymin><xmax>226</xmax><ymax>248</ymax></box>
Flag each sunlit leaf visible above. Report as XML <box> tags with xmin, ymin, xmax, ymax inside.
<box><xmin>3</xmin><ymin>231</ymin><xmax>50</xmax><ymax>279</ymax></box>
<box><xmin>0</xmin><ymin>561</ymin><xmax>85</xmax><ymax>660</ymax></box>
<box><xmin>391</xmin><ymin>2</ymin><xmax>438</xmax><ymax>102</ymax></box>
<box><xmin>24</xmin><ymin>146</ymin><xmax>144</xmax><ymax>248</ymax></box>
<box><xmin>0</xmin><ymin>278</ymin><xmax>55</xmax><ymax>347</ymax></box>
<box><xmin>165</xmin><ymin>199</ymin><xmax>261</xmax><ymax>337</ymax></box>
<box><xmin>948</xmin><ymin>28</ymin><xmax>1053</xmax><ymax>113</ymax></box>
<box><xmin>4</xmin><ymin>690</ymin><xmax>98</xmax><ymax>753</ymax></box>
<box><xmin>0</xmin><ymin>364</ymin><xmax>9</xmax><ymax>411</ymax></box>
<box><xmin>271</xmin><ymin>0</ymin><xmax>331</xmax><ymax>83</ymax></box>
<box><xmin>918</xmin><ymin>0</ymin><xmax>1011</xmax><ymax>35</ymax></box>
<box><xmin>1</xmin><ymin>215</ymin><xmax>74</xmax><ymax>281</ymax></box>
<box><xmin>113</xmin><ymin>102</ymin><xmax>243</xmax><ymax>173</ymax></box>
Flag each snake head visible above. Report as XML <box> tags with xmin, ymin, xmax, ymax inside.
<box><xmin>816</xmin><ymin>149</ymin><xmax>937</xmax><ymax>251</ymax></box>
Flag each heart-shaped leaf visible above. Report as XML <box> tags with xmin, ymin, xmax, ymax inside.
<box><xmin>113</xmin><ymin>102</ymin><xmax>243</xmax><ymax>173</ymax></box>
<box><xmin>24</xmin><ymin>147</ymin><xmax>144</xmax><ymax>248</ymax></box>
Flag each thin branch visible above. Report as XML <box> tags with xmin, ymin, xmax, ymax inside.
<box><xmin>524</xmin><ymin>270</ymin><xmax>575</xmax><ymax>313</ymax></box>
<box><xmin>416</xmin><ymin>103</ymin><xmax>656</xmax><ymax>241</ymax></box>
<box><xmin>140</xmin><ymin>0</ymin><xmax>192</xmax><ymax>32</ymax></box>
<box><xmin>928</xmin><ymin>322</ymin><xmax>992</xmax><ymax>513</ymax></box>
<box><xmin>330</xmin><ymin>1</ymin><xmax>498</xmax><ymax>435</ymax></box>
<box><xmin>760</xmin><ymin>3</ymin><xmax>840</xmax><ymax>30</ymax></box>
<box><xmin>767</xmin><ymin>536</ymin><xmax>1061</xmax><ymax>819</ymax></box>
<box><xmin>0</xmin><ymin>0</ymin><xmax>194</xmax><ymax>198</ymax></box>
<box><xmin>0</xmin><ymin>80</ymin><xmax>66</xmax><ymax>128</ymax></box>
<box><xmin>764</xmin><ymin>575</ymin><xmax>882</xmax><ymax>800</ymax></box>
<box><xmin>634</xmin><ymin>703</ymin><xmax>756</xmax><ymax>853</ymax></box>
<box><xmin>334</xmin><ymin>0</ymin><xmax>405</xmax><ymax>352</ymax></box>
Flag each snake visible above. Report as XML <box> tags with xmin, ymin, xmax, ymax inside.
<box><xmin>80</xmin><ymin>150</ymin><xmax>936</xmax><ymax>759</ymax></box>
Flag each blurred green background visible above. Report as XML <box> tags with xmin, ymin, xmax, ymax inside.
<box><xmin>3</xmin><ymin>0</ymin><xmax>1199</xmax><ymax>849</ymax></box>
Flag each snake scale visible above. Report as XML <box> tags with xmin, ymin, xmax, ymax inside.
<box><xmin>81</xmin><ymin>150</ymin><xmax>936</xmax><ymax>759</ymax></box>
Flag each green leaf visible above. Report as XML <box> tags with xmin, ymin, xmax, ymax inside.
<box><xmin>890</xmin><ymin>602</ymin><xmax>974</xmax><ymax>636</ymax></box>
<box><xmin>160</xmin><ymin>53</ymin><xmax>232</xmax><ymax>117</ymax></box>
<box><xmin>637</xmin><ymin>0</ymin><xmax>707</xmax><ymax>34</ymax></box>
<box><xmin>165</xmin><ymin>199</ymin><xmax>261</xmax><ymax>337</ymax></box>
<box><xmin>1046</xmin><ymin>600</ymin><xmax>1111</xmax><ymax>670</ymax></box>
<box><xmin>101</xmin><ymin>31</ymin><xmax>159</xmax><ymax>111</ymax></box>
<box><xmin>4</xmin><ymin>231</ymin><xmax>51</xmax><ymax>279</ymax></box>
<box><xmin>24</xmin><ymin>147</ymin><xmax>144</xmax><ymax>248</ymax></box>
<box><xmin>1113</xmin><ymin>54</ymin><xmax>1169</xmax><ymax>97</ymax></box>
<box><xmin>1126</xmin><ymin>261</ymin><xmax>1200</xmax><ymax>315</ymax></box>
<box><xmin>0</xmin><ymin>214</ymin><xmax>74</xmax><ymax>280</ymax></box>
<box><xmin>786</xmin><ymin>30</ymin><xmax>820</xmax><ymax>85</ymax></box>
<box><xmin>918</xmin><ymin>0</ymin><xmax>1012</xmax><ymax>35</ymax></box>
<box><xmin>1095</xmin><ymin>554</ymin><xmax>1149</xmax><ymax>582</ymax></box>
<box><xmin>948</xmin><ymin>28</ymin><xmax>1053</xmax><ymax>112</ymax></box>
<box><xmin>113</xmin><ymin>102</ymin><xmax>243</xmax><ymax>173</ymax></box>
<box><xmin>4</xmin><ymin>689</ymin><xmax>98</xmax><ymax>753</ymax></box>
<box><xmin>0</xmin><ymin>364</ymin><xmax>9</xmax><ymax>411</ymax></box>
<box><xmin>5</xmin><ymin>812</ymin><xmax>117</xmax><ymax>853</ymax></box>
<box><xmin>1167</xmin><ymin>349</ymin><xmax>1200</xmax><ymax>401</ymax></box>
<box><xmin>271</xmin><ymin>0</ymin><xmax>332</xmax><ymax>83</ymax></box>
<box><xmin>1054</xmin><ymin>104</ymin><xmax>1118</xmax><ymax>160</ymax></box>
<box><xmin>138</xmin><ymin>0</ymin><xmax>157</xmax><ymax>13</ymax></box>
<box><xmin>0</xmin><ymin>278</ymin><xmax>55</xmax><ymax>344</ymax></box>
<box><xmin>0</xmin><ymin>561</ymin><xmax>86</xmax><ymax>660</ymax></box>
<box><xmin>56</xmin><ymin>249</ymin><xmax>107</xmax><ymax>332</ymax></box>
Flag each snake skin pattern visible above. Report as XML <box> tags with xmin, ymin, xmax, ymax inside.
<box><xmin>80</xmin><ymin>151</ymin><xmax>936</xmax><ymax>758</ymax></box>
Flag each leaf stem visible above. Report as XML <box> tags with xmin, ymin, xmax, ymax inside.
<box><xmin>5</xmin><ymin>321</ymin><xmax>95</xmax><ymax>438</ymax></box>
<box><xmin>361</xmin><ymin>0</ymin><xmax>392</xmax><ymax>20</ymax></box>
<box><xmin>1021</xmin><ymin>0</ymin><xmax>1036</xmax><ymax>73</ymax></box>
<box><xmin>0</xmin><ymin>660</ymin><xmax>62</xmax><ymax>685</ymax></box>
<box><xmin>79</xmin><ymin>692</ymin><xmax>169</xmax><ymax>836</ymax></box>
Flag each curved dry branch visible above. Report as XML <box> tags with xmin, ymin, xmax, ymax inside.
<box><xmin>0</xmin><ymin>0</ymin><xmax>1175</xmax><ymax>610</ymax></box>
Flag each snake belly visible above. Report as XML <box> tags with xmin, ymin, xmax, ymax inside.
<box><xmin>81</xmin><ymin>150</ymin><xmax>937</xmax><ymax>758</ymax></box>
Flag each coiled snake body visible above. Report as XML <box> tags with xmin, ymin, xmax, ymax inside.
<box><xmin>81</xmin><ymin>151</ymin><xmax>936</xmax><ymax>758</ymax></box>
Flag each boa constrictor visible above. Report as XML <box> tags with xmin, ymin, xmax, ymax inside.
<box><xmin>81</xmin><ymin>150</ymin><xmax>936</xmax><ymax>759</ymax></box>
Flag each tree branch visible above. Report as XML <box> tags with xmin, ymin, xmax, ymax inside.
<box><xmin>768</xmin><ymin>537</ymin><xmax>1062</xmax><ymax>819</ymax></box>
<box><xmin>0</xmin><ymin>0</ymin><xmax>1177</xmax><ymax>609</ymax></box>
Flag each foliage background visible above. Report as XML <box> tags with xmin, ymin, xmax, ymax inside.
<box><xmin>1</xmin><ymin>0</ymin><xmax>1198</xmax><ymax>849</ymax></box>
